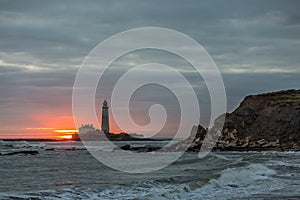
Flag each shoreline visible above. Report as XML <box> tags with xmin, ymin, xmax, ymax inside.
<box><xmin>1</xmin><ymin>138</ymin><xmax>299</xmax><ymax>152</ymax></box>
<box><xmin>1</xmin><ymin>139</ymin><xmax>299</xmax><ymax>153</ymax></box>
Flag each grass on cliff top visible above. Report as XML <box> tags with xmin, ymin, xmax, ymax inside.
<box><xmin>270</xmin><ymin>92</ymin><xmax>300</xmax><ymax>105</ymax></box>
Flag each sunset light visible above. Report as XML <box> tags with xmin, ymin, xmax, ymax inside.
<box><xmin>54</xmin><ymin>130</ymin><xmax>78</xmax><ymax>140</ymax></box>
<box><xmin>54</xmin><ymin>130</ymin><xmax>78</xmax><ymax>134</ymax></box>
<box><xmin>58</xmin><ymin>135</ymin><xmax>73</xmax><ymax>140</ymax></box>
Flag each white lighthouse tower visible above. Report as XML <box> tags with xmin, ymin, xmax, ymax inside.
<box><xmin>101</xmin><ymin>100</ymin><xmax>110</xmax><ymax>133</ymax></box>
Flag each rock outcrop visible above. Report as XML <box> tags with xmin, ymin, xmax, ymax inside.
<box><xmin>174</xmin><ymin>89</ymin><xmax>300</xmax><ymax>151</ymax></box>
<box><xmin>218</xmin><ymin>89</ymin><xmax>300</xmax><ymax>151</ymax></box>
<box><xmin>0</xmin><ymin>150</ymin><xmax>39</xmax><ymax>156</ymax></box>
<box><xmin>224</xmin><ymin>89</ymin><xmax>300</xmax><ymax>142</ymax></box>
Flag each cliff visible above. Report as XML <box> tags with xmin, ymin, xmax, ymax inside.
<box><xmin>174</xmin><ymin>89</ymin><xmax>300</xmax><ymax>152</ymax></box>
<box><xmin>223</xmin><ymin>89</ymin><xmax>300</xmax><ymax>143</ymax></box>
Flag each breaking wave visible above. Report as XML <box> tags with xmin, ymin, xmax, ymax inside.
<box><xmin>0</xmin><ymin>163</ymin><xmax>288</xmax><ymax>200</ymax></box>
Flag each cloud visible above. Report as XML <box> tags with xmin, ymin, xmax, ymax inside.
<box><xmin>0</xmin><ymin>0</ymin><xmax>299</xmax><ymax>136</ymax></box>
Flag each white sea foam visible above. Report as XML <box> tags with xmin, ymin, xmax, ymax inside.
<box><xmin>0</xmin><ymin>164</ymin><xmax>281</xmax><ymax>200</ymax></box>
<box><xmin>211</xmin><ymin>164</ymin><xmax>276</xmax><ymax>186</ymax></box>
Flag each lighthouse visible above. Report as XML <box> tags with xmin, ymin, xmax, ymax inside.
<box><xmin>101</xmin><ymin>100</ymin><xmax>110</xmax><ymax>133</ymax></box>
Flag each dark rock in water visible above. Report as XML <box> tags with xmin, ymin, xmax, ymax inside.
<box><xmin>45</xmin><ymin>148</ymin><xmax>55</xmax><ymax>151</ymax></box>
<box><xmin>194</xmin><ymin>125</ymin><xmax>207</xmax><ymax>141</ymax></box>
<box><xmin>1</xmin><ymin>150</ymin><xmax>39</xmax><ymax>156</ymax></box>
<box><xmin>120</xmin><ymin>144</ymin><xmax>131</xmax><ymax>150</ymax></box>
<box><xmin>131</xmin><ymin>145</ymin><xmax>161</xmax><ymax>152</ymax></box>
<box><xmin>228</xmin><ymin>184</ymin><xmax>238</xmax><ymax>188</ymax></box>
<box><xmin>119</xmin><ymin>144</ymin><xmax>160</xmax><ymax>152</ymax></box>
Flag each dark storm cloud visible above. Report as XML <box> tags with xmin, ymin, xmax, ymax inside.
<box><xmin>0</xmin><ymin>0</ymin><xmax>299</xmax><ymax>133</ymax></box>
<box><xmin>1</xmin><ymin>0</ymin><xmax>299</xmax><ymax>66</ymax></box>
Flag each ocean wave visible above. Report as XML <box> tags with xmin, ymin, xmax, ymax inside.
<box><xmin>209</xmin><ymin>163</ymin><xmax>276</xmax><ymax>187</ymax></box>
<box><xmin>0</xmin><ymin>141</ymin><xmax>89</xmax><ymax>155</ymax></box>
<box><xmin>0</xmin><ymin>163</ymin><xmax>287</xmax><ymax>200</ymax></box>
<box><xmin>266</xmin><ymin>160</ymin><xmax>300</xmax><ymax>168</ymax></box>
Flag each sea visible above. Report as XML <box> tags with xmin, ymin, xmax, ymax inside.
<box><xmin>0</xmin><ymin>140</ymin><xmax>299</xmax><ymax>200</ymax></box>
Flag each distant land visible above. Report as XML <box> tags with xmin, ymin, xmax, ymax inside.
<box><xmin>72</xmin><ymin>131</ymin><xmax>167</xmax><ymax>142</ymax></box>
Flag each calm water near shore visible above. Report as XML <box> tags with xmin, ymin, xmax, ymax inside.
<box><xmin>0</xmin><ymin>140</ymin><xmax>299</xmax><ymax>199</ymax></box>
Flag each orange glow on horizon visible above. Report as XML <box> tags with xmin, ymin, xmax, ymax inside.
<box><xmin>54</xmin><ymin>129</ymin><xmax>78</xmax><ymax>134</ymax></box>
<box><xmin>57</xmin><ymin>135</ymin><xmax>73</xmax><ymax>140</ymax></box>
<box><xmin>0</xmin><ymin>113</ymin><xmax>124</xmax><ymax>139</ymax></box>
<box><xmin>53</xmin><ymin>129</ymin><xmax>78</xmax><ymax>139</ymax></box>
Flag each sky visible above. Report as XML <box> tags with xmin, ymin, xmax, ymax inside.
<box><xmin>0</xmin><ymin>0</ymin><xmax>299</xmax><ymax>138</ymax></box>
